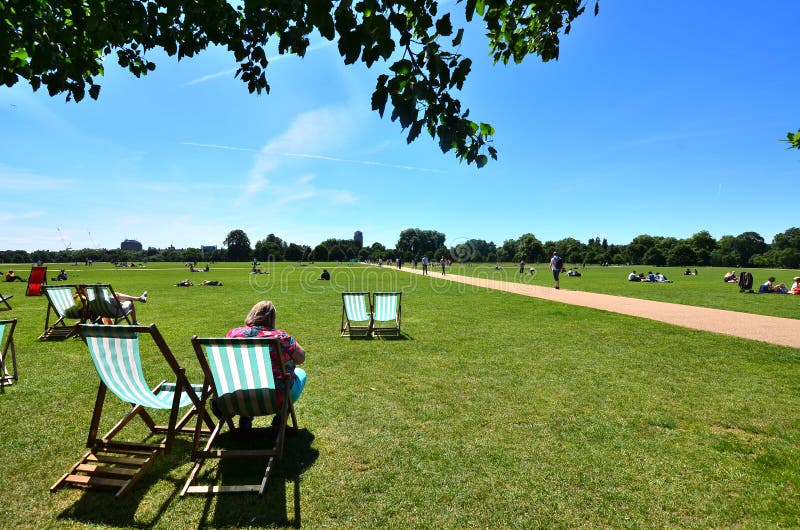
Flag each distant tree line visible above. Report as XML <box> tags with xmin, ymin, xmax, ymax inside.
<box><xmin>2</xmin><ymin>228</ymin><xmax>800</xmax><ymax>269</ymax></box>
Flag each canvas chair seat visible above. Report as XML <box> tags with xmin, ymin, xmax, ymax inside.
<box><xmin>182</xmin><ymin>336</ymin><xmax>299</xmax><ymax>496</ymax></box>
<box><xmin>85</xmin><ymin>284</ymin><xmax>133</xmax><ymax>324</ymax></box>
<box><xmin>51</xmin><ymin>324</ymin><xmax>211</xmax><ymax>497</ymax></box>
<box><xmin>372</xmin><ymin>292</ymin><xmax>402</xmax><ymax>336</ymax></box>
<box><xmin>26</xmin><ymin>266</ymin><xmax>47</xmax><ymax>296</ymax></box>
<box><xmin>0</xmin><ymin>319</ymin><xmax>18</xmax><ymax>391</ymax></box>
<box><xmin>341</xmin><ymin>292</ymin><xmax>373</xmax><ymax>337</ymax></box>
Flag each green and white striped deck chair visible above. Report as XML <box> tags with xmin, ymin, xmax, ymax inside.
<box><xmin>341</xmin><ymin>292</ymin><xmax>373</xmax><ymax>337</ymax></box>
<box><xmin>40</xmin><ymin>285</ymin><xmax>85</xmax><ymax>340</ymax></box>
<box><xmin>182</xmin><ymin>336</ymin><xmax>298</xmax><ymax>496</ymax></box>
<box><xmin>51</xmin><ymin>324</ymin><xmax>210</xmax><ymax>498</ymax></box>
<box><xmin>372</xmin><ymin>292</ymin><xmax>402</xmax><ymax>336</ymax></box>
<box><xmin>85</xmin><ymin>284</ymin><xmax>133</xmax><ymax>325</ymax></box>
<box><xmin>0</xmin><ymin>319</ymin><xmax>18</xmax><ymax>392</ymax></box>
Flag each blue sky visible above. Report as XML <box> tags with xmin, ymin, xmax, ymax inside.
<box><xmin>1</xmin><ymin>1</ymin><xmax>798</xmax><ymax>253</ymax></box>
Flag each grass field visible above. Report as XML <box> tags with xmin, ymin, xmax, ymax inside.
<box><xmin>1</xmin><ymin>261</ymin><xmax>800</xmax><ymax>528</ymax></box>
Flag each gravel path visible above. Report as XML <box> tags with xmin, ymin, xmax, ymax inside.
<box><xmin>405</xmin><ymin>267</ymin><xmax>800</xmax><ymax>349</ymax></box>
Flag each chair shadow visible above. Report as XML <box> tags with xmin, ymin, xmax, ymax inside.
<box><xmin>198</xmin><ymin>427</ymin><xmax>318</xmax><ymax>528</ymax></box>
<box><xmin>372</xmin><ymin>332</ymin><xmax>412</xmax><ymax>341</ymax></box>
<box><xmin>55</xmin><ymin>437</ymin><xmax>193</xmax><ymax>528</ymax></box>
<box><xmin>345</xmin><ymin>332</ymin><xmax>412</xmax><ymax>341</ymax></box>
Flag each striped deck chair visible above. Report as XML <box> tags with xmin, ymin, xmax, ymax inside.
<box><xmin>51</xmin><ymin>324</ymin><xmax>211</xmax><ymax>498</ymax></box>
<box><xmin>25</xmin><ymin>266</ymin><xmax>47</xmax><ymax>296</ymax></box>
<box><xmin>85</xmin><ymin>284</ymin><xmax>134</xmax><ymax>325</ymax></box>
<box><xmin>372</xmin><ymin>292</ymin><xmax>402</xmax><ymax>336</ymax></box>
<box><xmin>0</xmin><ymin>293</ymin><xmax>12</xmax><ymax>311</ymax></box>
<box><xmin>341</xmin><ymin>292</ymin><xmax>373</xmax><ymax>337</ymax></box>
<box><xmin>40</xmin><ymin>285</ymin><xmax>85</xmax><ymax>340</ymax></box>
<box><xmin>182</xmin><ymin>336</ymin><xmax>298</xmax><ymax>496</ymax></box>
<box><xmin>0</xmin><ymin>319</ymin><xmax>18</xmax><ymax>392</ymax></box>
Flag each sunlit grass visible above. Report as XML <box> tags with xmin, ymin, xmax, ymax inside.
<box><xmin>0</xmin><ymin>262</ymin><xmax>799</xmax><ymax>528</ymax></box>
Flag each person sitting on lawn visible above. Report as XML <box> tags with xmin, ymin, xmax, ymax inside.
<box><xmin>759</xmin><ymin>277</ymin><xmax>788</xmax><ymax>294</ymax></box>
<box><xmin>790</xmin><ymin>276</ymin><xmax>800</xmax><ymax>295</ymax></box>
<box><xmin>224</xmin><ymin>301</ymin><xmax>307</xmax><ymax>431</ymax></box>
<box><xmin>723</xmin><ymin>271</ymin><xmax>738</xmax><ymax>283</ymax></box>
<box><xmin>52</xmin><ymin>269</ymin><xmax>68</xmax><ymax>281</ymax></box>
<box><xmin>319</xmin><ymin>269</ymin><xmax>330</xmax><ymax>280</ymax></box>
<box><xmin>4</xmin><ymin>270</ymin><xmax>25</xmax><ymax>282</ymax></box>
<box><xmin>647</xmin><ymin>271</ymin><xmax>657</xmax><ymax>282</ymax></box>
<box><xmin>566</xmin><ymin>268</ymin><xmax>581</xmax><ymax>277</ymax></box>
<box><xmin>655</xmin><ymin>272</ymin><xmax>672</xmax><ymax>283</ymax></box>
<box><xmin>628</xmin><ymin>270</ymin><xmax>638</xmax><ymax>281</ymax></box>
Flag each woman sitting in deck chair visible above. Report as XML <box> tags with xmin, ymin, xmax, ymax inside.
<box><xmin>224</xmin><ymin>301</ymin><xmax>307</xmax><ymax>431</ymax></box>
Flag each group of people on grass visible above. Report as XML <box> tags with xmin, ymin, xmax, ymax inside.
<box><xmin>759</xmin><ymin>276</ymin><xmax>800</xmax><ymax>295</ymax></box>
<box><xmin>627</xmin><ymin>270</ymin><xmax>672</xmax><ymax>283</ymax></box>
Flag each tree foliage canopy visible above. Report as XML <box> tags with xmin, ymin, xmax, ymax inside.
<box><xmin>1</xmin><ymin>0</ymin><xmax>599</xmax><ymax>166</ymax></box>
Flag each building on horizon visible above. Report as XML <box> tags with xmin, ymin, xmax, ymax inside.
<box><xmin>354</xmin><ymin>230</ymin><xmax>363</xmax><ymax>247</ymax></box>
<box><xmin>120</xmin><ymin>239</ymin><xmax>142</xmax><ymax>251</ymax></box>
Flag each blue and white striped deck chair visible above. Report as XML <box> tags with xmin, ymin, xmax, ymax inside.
<box><xmin>0</xmin><ymin>319</ymin><xmax>18</xmax><ymax>392</ymax></box>
<box><xmin>51</xmin><ymin>324</ymin><xmax>209</xmax><ymax>498</ymax></box>
<box><xmin>341</xmin><ymin>292</ymin><xmax>373</xmax><ymax>337</ymax></box>
<box><xmin>372</xmin><ymin>292</ymin><xmax>402</xmax><ymax>336</ymax></box>
<box><xmin>182</xmin><ymin>336</ymin><xmax>298</xmax><ymax>496</ymax></box>
<box><xmin>85</xmin><ymin>284</ymin><xmax>134</xmax><ymax>325</ymax></box>
<box><xmin>40</xmin><ymin>285</ymin><xmax>85</xmax><ymax>340</ymax></box>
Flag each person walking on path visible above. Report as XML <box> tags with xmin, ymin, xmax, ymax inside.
<box><xmin>421</xmin><ymin>256</ymin><xmax>428</xmax><ymax>275</ymax></box>
<box><xmin>549</xmin><ymin>251</ymin><xmax>562</xmax><ymax>290</ymax></box>
<box><xmin>519</xmin><ymin>260</ymin><xmax>525</xmax><ymax>274</ymax></box>
<box><xmin>440</xmin><ymin>257</ymin><xmax>446</xmax><ymax>275</ymax></box>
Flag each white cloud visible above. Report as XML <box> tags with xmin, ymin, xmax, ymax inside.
<box><xmin>0</xmin><ymin>210</ymin><xmax>47</xmax><ymax>223</ymax></box>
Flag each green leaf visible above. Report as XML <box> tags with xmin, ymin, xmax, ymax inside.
<box><xmin>435</xmin><ymin>14</ymin><xmax>452</xmax><ymax>36</ymax></box>
<box><xmin>452</xmin><ymin>28</ymin><xmax>464</xmax><ymax>47</ymax></box>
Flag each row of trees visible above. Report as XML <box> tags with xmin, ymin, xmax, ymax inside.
<box><xmin>2</xmin><ymin>228</ymin><xmax>800</xmax><ymax>269</ymax></box>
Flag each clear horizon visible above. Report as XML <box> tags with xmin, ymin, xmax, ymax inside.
<box><xmin>2</xmin><ymin>0</ymin><xmax>798</xmax><ymax>253</ymax></box>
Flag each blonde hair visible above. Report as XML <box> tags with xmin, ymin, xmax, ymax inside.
<box><xmin>245</xmin><ymin>300</ymin><xmax>276</xmax><ymax>329</ymax></box>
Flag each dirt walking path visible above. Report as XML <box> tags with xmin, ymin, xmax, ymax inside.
<box><xmin>404</xmin><ymin>267</ymin><xmax>800</xmax><ymax>349</ymax></box>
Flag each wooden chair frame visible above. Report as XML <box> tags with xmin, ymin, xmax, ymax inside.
<box><xmin>51</xmin><ymin>324</ymin><xmax>212</xmax><ymax>497</ymax></box>
<box><xmin>182</xmin><ymin>336</ymin><xmax>298</xmax><ymax>496</ymax></box>
<box><xmin>40</xmin><ymin>284</ymin><xmax>86</xmax><ymax>340</ymax></box>
<box><xmin>0</xmin><ymin>319</ymin><xmax>18</xmax><ymax>392</ymax></box>
<box><xmin>341</xmin><ymin>292</ymin><xmax>373</xmax><ymax>337</ymax></box>
<box><xmin>0</xmin><ymin>293</ymin><xmax>12</xmax><ymax>311</ymax></box>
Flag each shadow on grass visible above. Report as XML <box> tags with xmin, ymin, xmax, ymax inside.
<box><xmin>345</xmin><ymin>332</ymin><xmax>412</xmax><ymax>341</ymax></box>
<box><xmin>197</xmin><ymin>427</ymin><xmax>318</xmax><ymax>528</ymax></box>
<box><xmin>55</xmin><ymin>437</ymin><xmax>193</xmax><ymax>528</ymax></box>
<box><xmin>54</xmin><ymin>429</ymin><xmax>319</xmax><ymax>528</ymax></box>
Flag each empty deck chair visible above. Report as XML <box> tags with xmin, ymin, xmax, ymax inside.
<box><xmin>51</xmin><ymin>324</ymin><xmax>210</xmax><ymax>497</ymax></box>
<box><xmin>25</xmin><ymin>266</ymin><xmax>47</xmax><ymax>296</ymax></box>
<box><xmin>0</xmin><ymin>293</ymin><xmax>12</xmax><ymax>311</ymax></box>
<box><xmin>341</xmin><ymin>292</ymin><xmax>373</xmax><ymax>337</ymax></box>
<box><xmin>372</xmin><ymin>292</ymin><xmax>402</xmax><ymax>336</ymax></box>
<box><xmin>0</xmin><ymin>319</ymin><xmax>18</xmax><ymax>392</ymax></box>
<box><xmin>182</xmin><ymin>336</ymin><xmax>299</xmax><ymax>495</ymax></box>
<box><xmin>40</xmin><ymin>285</ymin><xmax>85</xmax><ymax>340</ymax></box>
<box><xmin>85</xmin><ymin>284</ymin><xmax>134</xmax><ymax>325</ymax></box>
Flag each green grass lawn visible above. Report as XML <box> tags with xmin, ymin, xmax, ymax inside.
<box><xmin>1</xmin><ymin>262</ymin><xmax>800</xmax><ymax>528</ymax></box>
<box><xmin>445</xmin><ymin>263</ymin><xmax>800</xmax><ymax>319</ymax></box>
